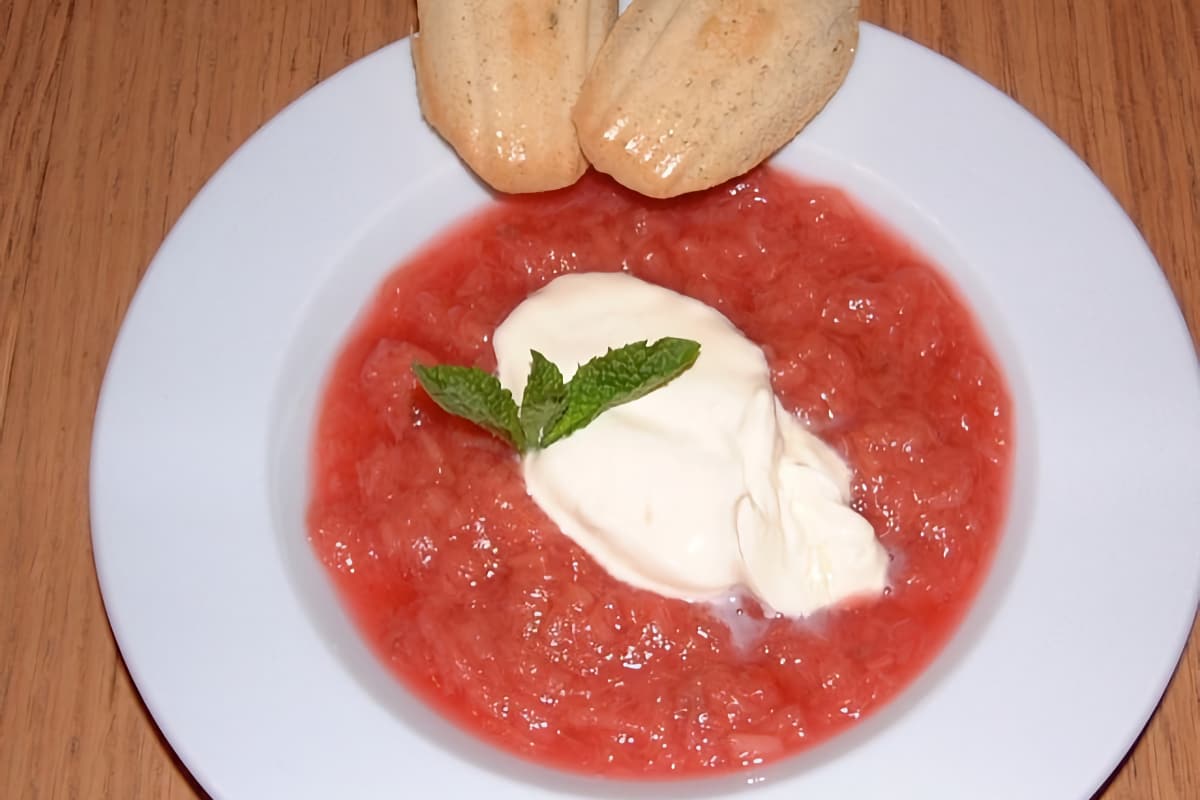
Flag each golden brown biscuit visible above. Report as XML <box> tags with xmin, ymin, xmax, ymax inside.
<box><xmin>412</xmin><ymin>0</ymin><xmax>618</xmax><ymax>194</ymax></box>
<box><xmin>574</xmin><ymin>0</ymin><xmax>860</xmax><ymax>198</ymax></box>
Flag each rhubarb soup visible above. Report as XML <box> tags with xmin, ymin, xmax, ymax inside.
<box><xmin>307</xmin><ymin>168</ymin><xmax>1014</xmax><ymax>778</ymax></box>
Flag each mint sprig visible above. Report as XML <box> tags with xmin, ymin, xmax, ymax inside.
<box><xmin>519</xmin><ymin>351</ymin><xmax>567</xmax><ymax>445</ymax></box>
<box><xmin>412</xmin><ymin>337</ymin><xmax>701</xmax><ymax>453</ymax></box>
<box><xmin>410</xmin><ymin>364</ymin><xmax>525</xmax><ymax>450</ymax></box>
<box><xmin>540</xmin><ymin>338</ymin><xmax>701</xmax><ymax>446</ymax></box>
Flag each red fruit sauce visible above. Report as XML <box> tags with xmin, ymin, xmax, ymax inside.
<box><xmin>307</xmin><ymin>168</ymin><xmax>1013</xmax><ymax>778</ymax></box>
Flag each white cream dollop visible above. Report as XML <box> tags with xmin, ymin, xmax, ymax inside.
<box><xmin>493</xmin><ymin>272</ymin><xmax>888</xmax><ymax>617</ymax></box>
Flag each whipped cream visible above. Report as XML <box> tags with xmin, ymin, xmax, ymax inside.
<box><xmin>493</xmin><ymin>272</ymin><xmax>888</xmax><ymax>617</ymax></box>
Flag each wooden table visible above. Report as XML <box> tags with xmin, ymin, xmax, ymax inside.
<box><xmin>2</xmin><ymin>1</ymin><xmax>1197</xmax><ymax>797</ymax></box>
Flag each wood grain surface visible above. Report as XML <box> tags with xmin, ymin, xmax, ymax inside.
<box><xmin>2</xmin><ymin>1</ymin><xmax>1197</xmax><ymax>797</ymax></box>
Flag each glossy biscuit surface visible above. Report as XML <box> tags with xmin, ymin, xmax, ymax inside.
<box><xmin>413</xmin><ymin>0</ymin><xmax>618</xmax><ymax>193</ymax></box>
<box><xmin>574</xmin><ymin>0</ymin><xmax>860</xmax><ymax>197</ymax></box>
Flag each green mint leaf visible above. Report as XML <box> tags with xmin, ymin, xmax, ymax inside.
<box><xmin>412</xmin><ymin>337</ymin><xmax>700</xmax><ymax>453</ymax></box>
<box><xmin>519</xmin><ymin>350</ymin><xmax>567</xmax><ymax>446</ymax></box>
<box><xmin>542</xmin><ymin>337</ymin><xmax>701</xmax><ymax>446</ymax></box>
<box><xmin>412</xmin><ymin>363</ymin><xmax>525</xmax><ymax>450</ymax></box>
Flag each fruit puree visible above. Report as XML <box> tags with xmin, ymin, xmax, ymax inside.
<box><xmin>307</xmin><ymin>168</ymin><xmax>1013</xmax><ymax>777</ymax></box>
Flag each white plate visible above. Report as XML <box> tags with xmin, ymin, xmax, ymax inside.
<box><xmin>91</xmin><ymin>23</ymin><xmax>1200</xmax><ymax>800</ymax></box>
